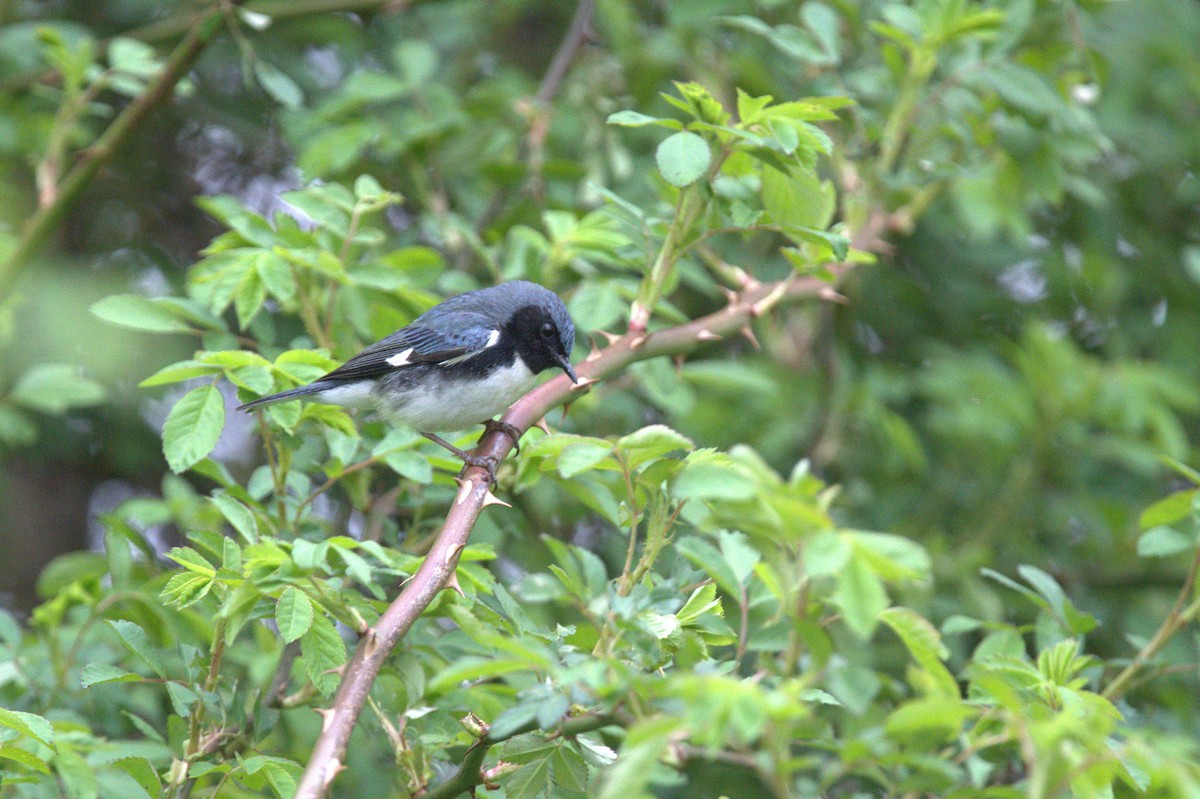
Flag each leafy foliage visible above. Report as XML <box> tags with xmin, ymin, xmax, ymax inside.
<box><xmin>2</xmin><ymin>1</ymin><xmax>1200</xmax><ymax>798</ymax></box>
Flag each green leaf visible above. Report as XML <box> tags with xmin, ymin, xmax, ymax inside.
<box><xmin>673</xmin><ymin>454</ymin><xmax>757</xmax><ymax>500</ymax></box>
<box><xmin>1016</xmin><ymin>564</ymin><xmax>1096</xmax><ymax>635</ymax></box>
<box><xmin>255</xmin><ymin>61</ymin><xmax>304</xmax><ymax>108</ymax></box>
<box><xmin>1139</xmin><ymin>489</ymin><xmax>1198</xmax><ymax>529</ymax></box>
<box><xmin>1137</xmin><ymin>526</ymin><xmax>1194</xmax><ymax>558</ymax></box>
<box><xmin>597</xmin><ymin>717</ymin><xmax>679</xmax><ymax>799</ymax></box>
<box><xmin>276</xmin><ymin>587</ymin><xmax>314</xmax><ymax>643</ymax></box>
<box><xmin>675</xmin><ymin>536</ymin><xmax>742</xmax><ymax>597</ymax></box>
<box><xmin>11</xmin><ymin>364</ymin><xmax>106</xmax><ymax>414</ymax></box>
<box><xmin>879</xmin><ymin>607</ymin><xmax>958</xmax><ymax>698</ymax></box>
<box><xmin>166</xmin><ymin>682</ymin><xmax>200</xmax><ymax>716</ymax></box>
<box><xmin>886</xmin><ymin>696</ymin><xmax>977</xmax><ymax>742</ymax></box>
<box><xmin>557</xmin><ymin>441</ymin><xmax>615</xmax><ymax>478</ymax></box>
<box><xmin>616</xmin><ymin>425</ymin><xmax>694</xmax><ymax>469</ymax></box>
<box><xmin>607</xmin><ymin>110</ymin><xmax>683</xmax><ymax>129</ymax></box>
<box><xmin>655</xmin><ymin>131</ymin><xmax>711</xmax><ymax>187</ymax></box>
<box><xmin>210</xmin><ymin>491</ymin><xmax>258</xmax><ymax>543</ymax></box>
<box><xmin>382</xmin><ymin>450</ymin><xmax>433</xmax><ymax>483</ymax></box>
<box><xmin>506</xmin><ymin>754</ymin><xmax>553</xmax><ymax>799</ymax></box>
<box><xmin>167</xmin><ymin>546</ymin><xmax>216</xmax><ymax>576</ymax></box>
<box><xmin>428</xmin><ymin>657</ymin><xmax>535</xmax><ymax>692</ymax></box>
<box><xmin>107</xmin><ymin>620</ymin><xmax>165</xmax><ymax>677</ymax></box>
<box><xmin>0</xmin><ymin>708</ymin><xmax>55</xmax><ymax>747</ymax></box>
<box><xmin>302</xmin><ymin>613</ymin><xmax>347</xmax><ymax>696</ymax></box>
<box><xmin>90</xmin><ymin>294</ymin><xmax>194</xmax><ymax>333</ymax></box>
<box><xmin>138</xmin><ymin>360</ymin><xmax>222</xmax><ymax>388</ymax></box>
<box><xmin>761</xmin><ymin>165</ymin><xmax>834</xmax><ymax>229</ymax></box>
<box><xmin>0</xmin><ymin>744</ymin><xmax>50</xmax><ymax>775</ymax></box>
<box><xmin>113</xmin><ymin>758</ymin><xmax>162</xmax><ymax>796</ymax></box>
<box><xmin>162</xmin><ymin>384</ymin><xmax>225</xmax><ymax>474</ymax></box>
<box><xmin>81</xmin><ymin>663</ymin><xmax>142</xmax><ymax>688</ymax></box>
<box><xmin>836</xmin><ymin>555</ymin><xmax>888</xmax><ymax>638</ymax></box>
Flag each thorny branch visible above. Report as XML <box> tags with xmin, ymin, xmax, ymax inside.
<box><xmin>293</xmin><ymin>266</ymin><xmax>853</xmax><ymax>798</ymax></box>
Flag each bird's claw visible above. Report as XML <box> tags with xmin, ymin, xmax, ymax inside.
<box><xmin>457</xmin><ymin>453</ymin><xmax>500</xmax><ymax>485</ymax></box>
<box><xmin>482</xmin><ymin>419</ymin><xmax>523</xmax><ymax>455</ymax></box>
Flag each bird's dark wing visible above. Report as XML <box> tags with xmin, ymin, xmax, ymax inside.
<box><xmin>316</xmin><ymin>314</ymin><xmax>498</xmax><ymax>383</ymax></box>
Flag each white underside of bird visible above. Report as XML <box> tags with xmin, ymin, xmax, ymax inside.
<box><xmin>316</xmin><ymin>359</ymin><xmax>537</xmax><ymax>433</ymax></box>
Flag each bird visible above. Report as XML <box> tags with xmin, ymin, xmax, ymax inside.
<box><xmin>238</xmin><ymin>280</ymin><xmax>578</xmax><ymax>480</ymax></box>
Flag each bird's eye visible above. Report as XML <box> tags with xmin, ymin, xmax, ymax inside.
<box><xmin>540</xmin><ymin>322</ymin><xmax>555</xmax><ymax>339</ymax></box>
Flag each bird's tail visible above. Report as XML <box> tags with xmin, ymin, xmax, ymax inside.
<box><xmin>237</xmin><ymin>382</ymin><xmax>337</xmax><ymax>412</ymax></box>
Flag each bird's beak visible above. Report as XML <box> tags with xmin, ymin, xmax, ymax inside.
<box><xmin>553</xmin><ymin>351</ymin><xmax>579</xmax><ymax>383</ymax></box>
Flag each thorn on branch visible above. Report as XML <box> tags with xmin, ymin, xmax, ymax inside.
<box><xmin>480</xmin><ymin>492</ymin><xmax>512</xmax><ymax>509</ymax></box>
<box><xmin>533</xmin><ymin>417</ymin><xmax>552</xmax><ymax>435</ymax></box>
<box><xmin>314</xmin><ymin>707</ymin><xmax>336</xmax><ymax>733</ymax></box>
<box><xmin>444</xmin><ymin>572</ymin><xmax>465</xmax><ymax>597</ymax></box>
<box><xmin>445</xmin><ymin>543</ymin><xmax>467</xmax><ymax>566</ymax></box>
<box><xmin>455</xmin><ymin>479</ymin><xmax>474</xmax><ymax>506</ymax></box>
<box><xmin>740</xmin><ymin>325</ymin><xmax>761</xmax><ymax>350</ymax></box>
<box><xmin>696</xmin><ymin>329</ymin><xmax>722</xmax><ymax>341</ymax></box>
<box><xmin>596</xmin><ymin>329</ymin><xmax>622</xmax><ymax>345</ymax></box>
<box><xmin>568</xmin><ymin>376</ymin><xmax>595</xmax><ymax>392</ymax></box>
<box><xmin>629</xmin><ymin>334</ymin><xmax>649</xmax><ymax>350</ymax></box>
<box><xmin>324</xmin><ymin>758</ymin><xmax>345</xmax><ymax>788</ymax></box>
<box><xmin>719</xmin><ymin>286</ymin><xmax>739</xmax><ymax>304</ymax></box>
<box><xmin>819</xmin><ymin>286</ymin><xmax>849</xmax><ymax>304</ymax></box>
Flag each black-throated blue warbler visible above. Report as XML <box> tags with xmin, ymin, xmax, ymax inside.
<box><xmin>239</xmin><ymin>280</ymin><xmax>577</xmax><ymax>479</ymax></box>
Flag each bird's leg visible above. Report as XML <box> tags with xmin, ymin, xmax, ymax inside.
<box><xmin>422</xmin><ymin>432</ymin><xmax>500</xmax><ymax>484</ymax></box>
<box><xmin>482</xmin><ymin>419</ymin><xmax>524</xmax><ymax>455</ymax></box>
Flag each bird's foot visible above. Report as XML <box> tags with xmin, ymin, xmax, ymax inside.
<box><xmin>457</xmin><ymin>453</ymin><xmax>501</xmax><ymax>485</ymax></box>
<box><xmin>423</xmin><ymin>432</ymin><xmax>502</xmax><ymax>484</ymax></box>
<box><xmin>482</xmin><ymin>419</ymin><xmax>523</xmax><ymax>455</ymax></box>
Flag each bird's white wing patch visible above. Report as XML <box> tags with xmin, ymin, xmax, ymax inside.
<box><xmin>440</xmin><ymin>329</ymin><xmax>501</xmax><ymax>366</ymax></box>
<box><xmin>386</xmin><ymin>348</ymin><xmax>415</xmax><ymax>367</ymax></box>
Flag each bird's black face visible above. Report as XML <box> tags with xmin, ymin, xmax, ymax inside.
<box><xmin>507</xmin><ymin>304</ymin><xmax>578</xmax><ymax>382</ymax></box>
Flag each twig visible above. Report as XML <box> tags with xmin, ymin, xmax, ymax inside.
<box><xmin>420</xmin><ymin>712</ymin><xmax>616</xmax><ymax>799</ymax></box>
<box><xmin>472</xmin><ymin>0</ymin><xmax>596</xmax><ymax>236</ymax></box>
<box><xmin>293</xmin><ymin>268</ymin><xmax>852</xmax><ymax>797</ymax></box>
<box><xmin>1102</xmin><ymin>544</ymin><xmax>1200</xmax><ymax>702</ymax></box>
<box><xmin>534</xmin><ymin>0</ymin><xmax>595</xmax><ymax>106</ymax></box>
<box><xmin>0</xmin><ymin>1</ymin><xmax>247</xmax><ymax>298</ymax></box>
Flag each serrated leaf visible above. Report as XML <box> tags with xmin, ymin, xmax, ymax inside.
<box><xmin>162</xmin><ymin>384</ymin><xmax>225</xmax><ymax>474</ymax></box>
<box><xmin>107</xmin><ymin>620</ymin><xmax>165</xmax><ymax>677</ymax></box>
<box><xmin>301</xmin><ymin>613</ymin><xmax>347</xmax><ymax>696</ymax></box>
<box><xmin>656</xmin><ymin>131</ymin><xmax>711</xmax><ymax>187</ymax></box>
<box><xmin>276</xmin><ymin>587</ymin><xmax>314</xmax><ymax>643</ymax></box>
<box><xmin>0</xmin><ymin>709</ymin><xmax>55</xmax><ymax>747</ymax></box>
<box><xmin>81</xmin><ymin>663</ymin><xmax>142</xmax><ymax>688</ymax></box>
